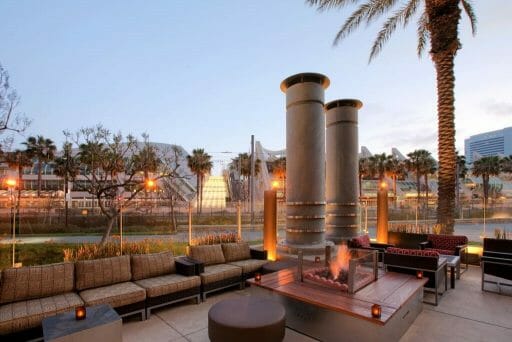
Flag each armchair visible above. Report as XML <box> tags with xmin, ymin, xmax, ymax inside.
<box><xmin>481</xmin><ymin>238</ymin><xmax>512</xmax><ymax>295</ymax></box>
<box><xmin>420</xmin><ymin>234</ymin><xmax>468</xmax><ymax>273</ymax></box>
<box><xmin>349</xmin><ymin>235</ymin><xmax>394</xmax><ymax>262</ymax></box>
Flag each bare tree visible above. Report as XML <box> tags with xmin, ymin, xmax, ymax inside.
<box><xmin>0</xmin><ymin>63</ymin><xmax>30</xmax><ymax>136</ymax></box>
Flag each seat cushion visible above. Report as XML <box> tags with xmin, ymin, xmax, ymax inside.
<box><xmin>200</xmin><ymin>264</ymin><xmax>242</xmax><ymax>285</ymax></box>
<box><xmin>135</xmin><ymin>274</ymin><xmax>200</xmax><ymax>298</ymax></box>
<box><xmin>351</xmin><ymin>235</ymin><xmax>371</xmax><ymax>248</ymax></box>
<box><xmin>189</xmin><ymin>245</ymin><xmax>225</xmax><ymax>266</ymax></box>
<box><xmin>0</xmin><ymin>262</ymin><xmax>75</xmax><ymax>304</ymax></box>
<box><xmin>79</xmin><ymin>282</ymin><xmax>146</xmax><ymax>308</ymax></box>
<box><xmin>0</xmin><ymin>293</ymin><xmax>83</xmax><ymax>335</ymax></box>
<box><xmin>428</xmin><ymin>234</ymin><xmax>468</xmax><ymax>251</ymax></box>
<box><xmin>131</xmin><ymin>252</ymin><xmax>176</xmax><ymax>281</ymax></box>
<box><xmin>221</xmin><ymin>242</ymin><xmax>251</xmax><ymax>262</ymax></box>
<box><xmin>228</xmin><ymin>259</ymin><xmax>268</xmax><ymax>275</ymax></box>
<box><xmin>426</xmin><ymin>248</ymin><xmax>455</xmax><ymax>256</ymax></box>
<box><xmin>75</xmin><ymin>255</ymin><xmax>132</xmax><ymax>291</ymax></box>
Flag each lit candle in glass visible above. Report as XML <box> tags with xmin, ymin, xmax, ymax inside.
<box><xmin>315</xmin><ymin>256</ymin><xmax>321</xmax><ymax>263</ymax></box>
<box><xmin>255</xmin><ymin>273</ymin><xmax>262</xmax><ymax>282</ymax></box>
<box><xmin>416</xmin><ymin>270</ymin><xmax>423</xmax><ymax>279</ymax></box>
<box><xmin>75</xmin><ymin>306</ymin><xmax>86</xmax><ymax>320</ymax></box>
<box><xmin>371</xmin><ymin>304</ymin><xmax>381</xmax><ymax>318</ymax></box>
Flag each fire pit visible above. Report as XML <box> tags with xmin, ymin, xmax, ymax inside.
<box><xmin>301</xmin><ymin>245</ymin><xmax>377</xmax><ymax>294</ymax></box>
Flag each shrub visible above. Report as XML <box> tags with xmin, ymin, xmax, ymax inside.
<box><xmin>191</xmin><ymin>232</ymin><xmax>239</xmax><ymax>246</ymax></box>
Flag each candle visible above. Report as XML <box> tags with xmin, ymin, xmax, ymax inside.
<box><xmin>75</xmin><ymin>306</ymin><xmax>86</xmax><ymax>320</ymax></box>
<box><xmin>315</xmin><ymin>256</ymin><xmax>321</xmax><ymax>263</ymax></box>
<box><xmin>416</xmin><ymin>270</ymin><xmax>423</xmax><ymax>279</ymax></box>
<box><xmin>255</xmin><ymin>273</ymin><xmax>262</xmax><ymax>282</ymax></box>
<box><xmin>371</xmin><ymin>304</ymin><xmax>381</xmax><ymax>318</ymax></box>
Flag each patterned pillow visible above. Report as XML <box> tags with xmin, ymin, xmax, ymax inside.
<box><xmin>428</xmin><ymin>234</ymin><xmax>468</xmax><ymax>251</ymax></box>
<box><xmin>0</xmin><ymin>262</ymin><xmax>75</xmax><ymax>304</ymax></box>
<box><xmin>221</xmin><ymin>242</ymin><xmax>251</xmax><ymax>262</ymax></box>
<box><xmin>387</xmin><ymin>247</ymin><xmax>439</xmax><ymax>257</ymax></box>
<box><xmin>188</xmin><ymin>244</ymin><xmax>226</xmax><ymax>266</ymax></box>
<box><xmin>131</xmin><ymin>251</ymin><xmax>176</xmax><ymax>281</ymax></box>
<box><xmin>75</xmin><ymin>255</ymin><xmax>132</xmax><ymax>291</ymax></box>
<box><xmin>352</xmin><ymin>235</ymin><xmax>371</xmax><ymax>248</ymax></box>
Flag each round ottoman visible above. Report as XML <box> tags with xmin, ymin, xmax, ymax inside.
<box><xmin>208</xmin><ymin>297</ymin><xmax>286</xmax><ymax>342</ymax></box>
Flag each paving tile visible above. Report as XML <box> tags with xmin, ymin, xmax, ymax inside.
<box><xmin>284</xmin><ymin>328</ymin><xmax>319</xmax><ymax>341</ymax></box>
<box><xmin>122</xmin><ymin>314</ymin><xmax>182</xmax><ymax>342</ymax></box>
<box><xmin>185</xmin><ymin>327</ymin><xmax>209</xmax><ymax>342</ymax></box>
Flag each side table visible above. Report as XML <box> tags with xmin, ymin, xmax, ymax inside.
<box><xmin>441</xmin><ymin>255</ymin><xmax>461</xmax><ymax>289</ymax></box>
<box><xmin>42</xmin><ymin>304</ymin><xmax>122</xmax><ymax>342</ymax></box>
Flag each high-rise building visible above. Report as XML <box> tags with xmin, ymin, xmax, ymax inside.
<box><xmin>464</xmin><ymin>127</ymin><xmax>512</xmax><ymax>164</ymax></box>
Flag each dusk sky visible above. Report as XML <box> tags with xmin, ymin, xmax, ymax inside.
<box><xmin>1</xmin><ymin>0</ymin><xmax>510</xmax><ymax>173</ymax></box>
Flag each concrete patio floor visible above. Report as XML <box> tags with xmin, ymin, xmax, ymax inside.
<box><xmin>123</xmin><ymin>266</ymin><xmax>512</xmax><ymax>342</ymax></box>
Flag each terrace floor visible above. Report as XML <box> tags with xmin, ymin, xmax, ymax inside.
<box><xmin>123</xmin><ymin>266</ymin><xmax>512</xmax><ymax>342</ymax></box>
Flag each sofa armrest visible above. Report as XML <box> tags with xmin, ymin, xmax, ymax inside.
<box><xmin>481</xmin><ymin>255</ymin><xmax>512</xmax><ymax>266</ymax></box>
<box><xmin>483</xmin><ymin>251</ymin><xmax>512</xmax><ymax>260</ymax></box>
<box><xmin>178</xmin><ymin>257</ymin><xmax>205</xmax><ymax>275</ymax></box>
<box><xmin>370</xmin><ymin>242</ymin><xmax>395</xmax><ymax>250</ymax></box>
<box><xmin>250</xmin><ymin>248</ymin><xmax>268</xmax><ymax>260</ymax></box>
<box><xmin>455</xmin><ymin>244</ymin><xmax>468</xmax><ymax>256</ymax></box>
<box><xmin>175</xmin><ymin>258</ymin><xmax>197</xmax><ymax>276</ymax></box>
<box><xmin>419</xmin><ymin>241</ymin><xmax>432</xmax><ymax>250</ymax></box>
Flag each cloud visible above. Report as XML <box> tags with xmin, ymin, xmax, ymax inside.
<box><xmin>482</xmin><ymin>100</ymin><xmax>512</xmax><ymax>117</ymax></box>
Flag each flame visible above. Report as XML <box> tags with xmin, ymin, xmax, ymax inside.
<box><xmin>329</xmin><ymin>244</ymin><xmax>351</xmax><ymax>280</ymax></box>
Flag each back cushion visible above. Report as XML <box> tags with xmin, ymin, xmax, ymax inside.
<box><xmin>131</xmin><ymin>251</ymin><xmax>176</xmax><ymax>281</ymax></box>
<box><xmin>428</xmin><ymin>234</ymin><xmax>468</xmax><ymax>251</ymax></box>
<box><xmin>189</xmin><ymin>244</ymin><xmax>225</xmax><ymax>266</ymax></box>
<box><xmin>221</xmin><ymin>242</ymin><xmax>251</xmax><ymax>262</ymax></box>
<box><xmin>75</xmin><ymin>255</ymin><xmax>131</xmax><ymax>291</ymax></box>
<box><xmin>351</xmin><ymin>235</ymin><xmax>371</xmax><ymax>248</ymax></box>
<box><xmin>387</xmin><ymin>247</ymin><xmax>439</xmax><ymax>257</ymax></box>
<box><xmin>0</xmin><ymin>262</ymin><xmax>74</xmax><ymax>304</ymax></box>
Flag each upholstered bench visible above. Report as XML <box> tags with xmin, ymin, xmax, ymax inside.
<box><xmin>208</xmin><ymin>297</ymin><xmax>285</xmax><ymax>342</ymax></box>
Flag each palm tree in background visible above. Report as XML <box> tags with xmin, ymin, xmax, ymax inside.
<box><xmin>368</xmin><ymin>153</ymin><xmax>391</xmax><ymax>183</ymax></box>
<box><xmin>472</xmin><ymin>156</ymin><xmax>501</xmax><ymax>209</ymax></box>
<box><xmin>54</xmin><ymin>142</ymin><xmax>80</xmax><ymax>228</ymax></box>
<box><xmin>406</xmin><ymin>149</ymin><xmax>434</xmax><ymax>205</ymax></box>
<box><xmin>23</xmin><ymin>136</ymin><xmax>57</xmax><ymax>197</ymax></box>
<box><xmin>422</xmin><ymin>155</ymin><xmax>437</xmax><ymax>211</ymax></box>
<box><xmin>358</xmin><ymin>157</ymin><xmax>370</xmax><ymax>198</ymax></box>
<box><xmin>187</xmin><ymin>149</ymin><xmax>213</xmax><ymax>214</ymax></box>
<box><xmin>455</xmin><ymin>152</ymin><xmax>468</xmax><ymax>208</ymax></box>
<box><xmin>307</xmin><ymin>0</ymin><xmax>477</xmax><ymax>234</ymax></box>
<box><xmin>500</xmin><ymin>156</ymin><xmax>512</xmax><ymax>174</ymax></box>
<box><xmin>386</xmin><ymin>156</ymin><xmax>407</xmax><ymax>208</ymax></box>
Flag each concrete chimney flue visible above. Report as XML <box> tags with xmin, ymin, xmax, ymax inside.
<box><xmin>325</xmin><ymin>99</ymin><xmax>363</xmax><ymax>243</ymax></box>
<box><xmin>280</xmin><ymin>73</ymin><xmax>330</xmax><ymax>253</ymax></box>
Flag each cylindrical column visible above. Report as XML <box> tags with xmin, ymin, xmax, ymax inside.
<box><xmin>376</xmin><ymin>182</ymin><xmax>389</xmax><ymax>243</ymax></box>
<box><xmin>325</xmin><ymin>99</ymin><xmax>363</xmax><ymax>243</ymax></box>
<box><xmin>281</xmin><ymin>73</ymin><xmax>330</xmax><ymax>248</ymax></box>
<box><xmin>263</xmin><ymin>190</ymin><xmax>277</xmax><ymax>261</ymax></box>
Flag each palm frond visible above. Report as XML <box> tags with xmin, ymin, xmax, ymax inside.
<box><xmin>416</xmin><ymin>12</ymin><xmax>429</xmax><ymax>58</ymax></box>
<box><xmin>461</xmin><ymin>0</ymin><xmax>477</xmax><ymax>35</ymax></box>
<box><xmin>306</xmin><ymin>0</ymin><xmax>360</xmax><ymax>12</ymax></box>
<box><xmin>369</xmin><ymin>0</ymin><xmax>420</xmax><ymax>62</ymax></box>
<box><xmin>334</xmin><ymin>2</ymin><xmax>373</xmax><ymax>45</ymax></box>
<box><xmin>365</xmin><ymin>0</ymin><xmax>398</xmax><ymax>25</ymax></box>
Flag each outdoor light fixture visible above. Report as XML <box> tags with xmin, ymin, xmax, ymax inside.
<box><xmin>416</xmin><ymin>270</ymin><xmax>423</xmax><ymax>279</ymax></box>
<box><xmin>315</xmin><ymin>256</ymin><xmax>321</xmax><ymax>263</ymax></box>
<box><xmin>271</xmin><ymin>180</ymin><xmax>279</xmax><ymax>189</ymax></box>
<box><xmin>255</xmin><ymin>273</ymin><xmax>262</xmax><ymax>282</ymax></box>
<box><xmin>371</xmin><ymin>304</ymin><xmax>381</xmax><ymax>318</ymax></box>
<box><xmin>75</xmin><ymin>306</ymin><xmax>86</xmax><ymax>320</ymax></box>
<box><xmin>146</xmin><ymin>179</ymin><xmax>155</xmax><ymax>189</ymax></box>
<box><xmin>6</xmin><ymin>179</ymin><xmax>16</xmax><ymax>187</ymax></box>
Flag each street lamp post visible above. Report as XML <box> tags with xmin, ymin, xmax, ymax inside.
<box><xmin>6</xmin><ymin>179</ymin><xmax>17</xmax><ymax>267</ymax></box>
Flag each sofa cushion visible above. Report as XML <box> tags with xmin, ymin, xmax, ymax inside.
<box><xmin>135</xmin><ymin>274</ymin><xmax>200</xmax><ymax>298</ymax></box>
<box><xmin>387</xmin><ymin>247</ymin><xmax>439</xmax><ymax>257</ymax></box>
<box><xmin>0</xmin><ymin>293</ymin><xmax>83</xmax><ymax>335</ymax></box>
<box><xmin>200</xmin><ymin>264</ymin><xmax>242</xmax><ymax>285</ymax></box>
<box><xmin>0</xmin><ymin>262</ymin><xmax>74</xmax><ymax>304</ymax></box>
<box><xmin>227</xmin><ymin>259</ymin><xmax>268</xmax><ymax>275</ymax></box>
<box><xmin>131</xmin><ymin>252</ymin><xmax>176</xmax><ymax>281</ymax></box>
<box><xmin>425</xmin><ymin>248</ymin><xmax>456</xmax><ymax>256</ymax></box>
<box><xmin>428</xmin><ymin>234</ymin><xmax>468</xmax><ymax>251</ymax></box>
<box><xmin>221</xmin><ymin>242</ymin><xmax>251</xmax><ymax>262</ymax></box>
<box><xmin>75</xmin><ymin>255</ymin><xmax>131</xmax><ymax>291</ymax></box>
<box><xmin>351</xmin><ymin>235</ymin><xmax>371</xmax><ymax>248</ymax></box>
<box><xmin>79</xmin><ymin>282</ymin><xmax>146</xmax><ymax>308</ymax></box>
<box><xmin>189</xmin><ymin>245</ymin><xmax>225</xmax><ymax>266</ymax></box>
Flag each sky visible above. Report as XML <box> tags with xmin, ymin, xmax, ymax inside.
<box><xmin>1</xmin><ymin>0</ymin><xmax>511</xmax><ymax>174</ymax></box>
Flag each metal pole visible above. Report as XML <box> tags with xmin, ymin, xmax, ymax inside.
<box><xmin>250</xmin><ymin>135</ymin><xmax>255</xmax><ymax>227</ymax></box>
<box><xmin>11</xmin><ymin>188</ymin><xmax>16</xmax><ymax>267</ymax></box>
<box><xmin>119</xmin><ymin>200</ymin><xmax>123</xmax><ymax>255</ymax></box>
<box><xmin>188</xmin><ymin>201</ymin><xmax>192</xmax><ymax>245</ymax></box>
<box><xmin>237</xmin><ymin>200</ymin><xmax>242</xmax><ymax>241</ymax></box>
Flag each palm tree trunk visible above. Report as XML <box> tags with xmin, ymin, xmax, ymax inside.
<box><xmin>196</xmin><ymin>174</ymin><xmax>200</xmax><ymax>214</ymax></box>
<box><xmin>429</xmin><ymin>0</ymin><xmax>460</xmax><ymax>234</ymax></box>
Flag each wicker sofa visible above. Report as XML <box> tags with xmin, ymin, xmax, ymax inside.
<box><xmin>0</xmin><ymin>251</ymin><xmax>201</xmax><ymax>340</ymax></box>
<box><xmin>188</xmin><ymin>242</ymin><xmax>268</xmax><ymax>301</ymax></box>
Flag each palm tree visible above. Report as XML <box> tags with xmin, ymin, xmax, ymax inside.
<box><xmin>405</xmin><ymin>149</ymin><xmax>433</xmax><ymax>204</ymax></box>
<box><xmin>307</xmin><ymin>0</ymin><xmax>477</xmax><ymax>234</ymax></box>
<box><xmin>422</xmin><ymin>155</ymin><xmax>437</xmax><ymax>212</ymax></box>
<box><xmin>455</xmin><ymin>152</ymin><xmax>468</xmax><ymax>208</ymax></box>
<box><xmin>385</xmin><ymin>156</ymin><xmax>407</xmax><ymax>207</ymax></box>
<box><xmin>54</xmin><ymin>142</ymin><xmax>80</xmax><ymax>228</ymax></box>
<box><xmin>272</xmin><ymin>157</ymin><xmax>286</xmax><ymax>199</ymax></box>
<box><xmin>472</xmin><ymin>156</ymin><xmax>501</xmax><ymax>209</ymax></box>
<box><xmin>368</xmin><ymin>153</ymin><xmax>391</xmax><ymax>183</ymax></box>
<box><xmin>358</xmin><ymin>157</ymin><xmax>370</xmax><ymax>198</ymax></box>
<box><xmin>187</xmin><ymin>149</ymin><xmax>213</xmax><ymax>214</ymax></box>
<box><xmin>23</xmin><ymin>136</ymin><xmax>57</xmax><ymax>197</ymax></box>
<box><xmin>231</xmin><ymin>153</ymin><xmax>261</xmax><ymax>205</ymax></box>
<box><xmin>500</xmin><ymin>156</ymin><xmax>512</xmax><ymax>174</ymax></box>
